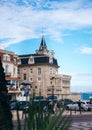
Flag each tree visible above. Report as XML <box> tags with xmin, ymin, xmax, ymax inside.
<box><xmin>0</xmin><ymin>59</ymin><xmax>13</xmax><ymax>130</ymax></box>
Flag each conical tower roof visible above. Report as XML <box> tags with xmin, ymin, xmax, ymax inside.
<box><xmin>39</xmin><ymin>35</ymin><xmax>47</xmax><ymax>51</ymax></box>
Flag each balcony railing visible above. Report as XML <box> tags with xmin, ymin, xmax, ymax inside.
<box><xmin>5</xmin><ymin>72</ymin><xmax>11</xmax><ymax>76</ymax></box>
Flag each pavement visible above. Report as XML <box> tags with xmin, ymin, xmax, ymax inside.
<box><xmin>12</xmin><ymin>110</ymin><xmax>92</xmax><ymax>130</ymax></box>
<box><xmin>69</xmin><ymin>110</ymin><xmax>92</xmax><ymax>130</ymax></box>
<box><xmin>12</xmin><ymin>111</ymin><xmax>25</xmax><ymax>130</ymax></box>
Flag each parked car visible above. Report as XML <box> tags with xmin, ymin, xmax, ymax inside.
<box><xmin>57</xmin><ymin>98</ymin><xmax>73</xmax><ymax>107</ymax></box>
<box><xmin>86</xmin><ymin>101</ymin><xmax>92</xmax><ymax>111</ymax></box>
<box><xmin>10</xmin><ymin>100</ymin><xmax>18</xmax><ymax>110</ymax></box>
<box><xmin>66</xmin><ymin>101</ymin><xmax>88</xmax><ymax>111</ymax></box>
<box><xmin>18</xmin><ymin>101</ymin><xmax>30</xmax><ymax>110</ymax></box>
<box><xmin>10</xmin><ymin>100</ymin><xmax>31</xmax><ymax>110</ymax></box>
<box><xmin>47</xmin><ymin>95</ymin><xmax>58</xmax><ymax>102</ymax></box>
<box><xmin>34</xmin><ymin>96</ymin><xmax>46</xmax><ymax>102</ymax></box>
<box><xmin>66</xmin><ymin>102</ymin><xmax>79</xmax><ymax>110</ymax></box>
<box><xmin>80</xmin><ymin>101</ymin><xmax>89</xmax><ymax>111</ymax></box>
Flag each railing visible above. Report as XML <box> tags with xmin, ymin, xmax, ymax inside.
<box><xmin>5</xmin><ymin>72</ymin><xmax>11</xmax><ymax>76</ymax></box>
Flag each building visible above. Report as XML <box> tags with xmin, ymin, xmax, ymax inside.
<box><xmin>18</xmin><ymin>36</ymin><xmax>71</xmax><ymax>99</ymax></box>
<box><xmin>0</xmin><ymin>49</ymin><xmax>22</xmax><ymax>100</ymax></box>
<box><xmin>0</xmin><ymin>36</ymin><xmax>72</xmax><ymax>100</ymax></box>
<box><xmin>0</xmin><ymin>49</ymin><xmax>21</xmax><ymax>87</ymax></box>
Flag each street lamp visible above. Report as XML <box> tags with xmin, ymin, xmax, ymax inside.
<box><xmin>50</xmin><ymin>77</ymin><xmax>55</xmax><ymax>101</ymax></box>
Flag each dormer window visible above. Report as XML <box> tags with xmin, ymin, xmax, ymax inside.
<box><xmin>49</xmin><ymin>57</ymin><xmax>53</xmax><ymax>63</ymax></box>
<box><xmin>28</xmin><ymin>56</ymin><xmax>34</xmax><ymax>64</ymax></box>
<box><xmin>3</xmin><ymin>54</ymin><xmax>10</xmax><ymax>61</ymax></box>
<box><xmin>18</xmin><ymin>59</ymin><xmax>21</xmax><ymax>64</ymax></box>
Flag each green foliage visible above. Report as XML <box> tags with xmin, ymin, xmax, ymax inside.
<box><xmin>0</xmin><ymin>60</ymin><xmax>13</xmax><ymax>130</ymax></box>
<box><xmin>14</xmin><ymin>100</ymin><xmax>71</xmax><ymax>130</ymax></box>
<box><xmin>46</xmin><ymin>107</ymin><xmax>65</xmax><ymax>130</ymax></box>
<box><xmin>0</xmin><ymin>60</ymin><xmax>71</xmax><ymax>130</ymax></box>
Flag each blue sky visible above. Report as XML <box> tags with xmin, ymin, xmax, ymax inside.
<box><xmin>0</xmin><ymin>0</ymin><xmax>92</xmax><ymax>92</ymax></box>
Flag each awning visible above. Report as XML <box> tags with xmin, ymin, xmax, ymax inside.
<box><xmin>20</xmin><ymin>82</ymin><xmax>31</xmax><ymax>86</ymax></box>
<box><xmin>6</xmin><ymin>76</ymin><xmax>21</xmax><ymax>80</ymax></box>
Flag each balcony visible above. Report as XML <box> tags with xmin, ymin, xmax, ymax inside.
<box><xmin>5</xmin><ymin>72</ymin><xmax>11</xmax><ymax>76</ymax></box>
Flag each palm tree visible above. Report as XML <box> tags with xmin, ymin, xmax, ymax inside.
<box><xmin>0</xmin><ymin>59</ymin><xmax>13</xmax><ymax>130</ymax></box>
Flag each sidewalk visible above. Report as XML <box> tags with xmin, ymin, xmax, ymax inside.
<box><xmin>12</xmin><ymin>110</ymin><xmax>92</xmax><ymax>130</ymax></box>
<box><xmin>69</xmin><ymin>111</ymin><xmax>92</xmax><ymax>130</ymax></box>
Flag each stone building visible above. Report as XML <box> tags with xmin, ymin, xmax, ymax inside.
<box><xmin>0</xmin><ymin>49</ymin><xmax>20</xmax><ymax>87</ymax></box>
<box><xmin>18</xmin><ymin>36</ymin><xmax>71</xmax><ymax>99</ymax></box>
<box><xmin>0</xmin><ymin>36</ymin><xmax>72</xmax><ymax>100</ymax></box>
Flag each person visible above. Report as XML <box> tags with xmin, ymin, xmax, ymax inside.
<box><xmin>78</xmin><ymin>100</ymin><xmax>81</xmax><ymax>114</ymax></box>
<box><xmin>53</xmin><ymin>101</ymin><xmax>57</xmax><ymax>113</ymax></box>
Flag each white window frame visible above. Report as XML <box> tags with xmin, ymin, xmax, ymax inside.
<box><xmin>3</xmin><ymin>54</ymin><xmax>10</xmax><ymax>61</ymax></box>
<box><xmin>38</xmin><ymin>68</ymin><xmax>41</xmax><ymax>75</ymax></box>
<box><xmin>28</xmin><ymin>56</ymin><xmax>34</xmax><ymax>64</ymax></box>
<box><xmin>38</xmin><ymin>77</ymin><xmax>41</xmax><ymax>81</ymax></box>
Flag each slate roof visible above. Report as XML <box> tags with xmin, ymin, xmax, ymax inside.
<box><xmin>19</xmin><ymin>55</ymin><xmax>58</xmax><ymax>67</ymax></box>
<box><xmin>18</xmin><ymin>36</ymin><xmax>59</xmax><ymax>67</ymax></box>
<box><xmin>39</xmin><ymin>36</ymin><xmax>47</xmax><ymax>51</ymax></box>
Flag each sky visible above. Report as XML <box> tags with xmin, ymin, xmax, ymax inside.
<box><xmin>0</xmin><ymin>0</ymin><xmax>92</xmax><ymax>93</ymax></box>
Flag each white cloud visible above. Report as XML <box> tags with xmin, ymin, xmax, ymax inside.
<box><xmin>79</xmin><ymin>46</ymin><xmax>92</xmax><ymax>54</ymax></box>
<box><xmin>71</xmin><ymin>73</ymin><xmax>92</xmax><ymax>92</ymax></box>
<box><xmin>72</xmin><ymin>73</ymin><xmax>92</xmax><ymax>81</ymax></box>
<box><xmin>0</xmin><ymin>0</ymin><xmax>92</xmax><ymax>49</ymax></box>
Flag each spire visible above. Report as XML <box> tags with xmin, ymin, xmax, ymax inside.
<box><xmin>39</xmin><ymin>35</ymin><xmax>47</xmax><ymax>51</ymax></box>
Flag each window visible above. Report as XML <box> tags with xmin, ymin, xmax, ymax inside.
<box><xmin>38</xmin><ymin>77</ymin><xmax>41</xmax><ymax>81</ymax></box>
<box><xmin>30</xmin><ymin>68</ymin><xmax>33</xmax><ymax>73</ymax></box>
<box><xmin>18</xmin><ymin>68</ymin><xmax>20</xmax><ymax>74</ymax></box>
<box><xmin>63</xmin><ymin>80</ymin><xmax>70</xmax><ymax>84</ymax></box>
<box><xmin>5</xmin><ymin>65</ymin><xmax>8</xmax><ymax>73</ymax></box>
<box><xmin>30</xmin><ymin>58</ymin><xmax>33</xmax><ymax>62</ymax></box>
<box><xmin>30</xmin><ymin>78</ymin><xmax>33</xmax><ymax>81</ymax></box>
<box><xmin>49</xmin><ymin>57</ymin><xmax>53</xmax><ymax>63</ymax></box>
<box><xmin>38</xmin><ymin>68</ymin><xmax>41</xmax><ymax>75</ymax></box>
<box><xmin>14</xmin><ymin>59</ymin><xmax>16</xmax><ymax>64</ymax></box>
<box><xmin>13</xmin><ymin>68</ymin><xmax>15</xmax><ymax>75</ymax></box>
<box><xmin>35</xmin><ymin>86</ymin><xmax>37</xmax><ymax>89</ymax></box>
<box><xmin>3</xmin><ymin>54</ymin><xmax>10</xmax><ymax>61</ymax></box>
<box><xmin>18</xmin><ymin>59</ymin><xmax>21</xmax><ymax>64</ymax></box>
<box><xmin>23</xmin><ymin>74</ymin><xmax>26</xmax><ymax>80</ymax></box>
<box><xmin>28</xmin><ymin>56</ymin><xmax>34</xmax><ymax>64</ymax></box>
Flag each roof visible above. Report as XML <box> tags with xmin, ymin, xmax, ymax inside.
<box><xmin>19</xmin><ymin>56</ymin><xmax>58</xmax><ymax>67</ymax></box>
<box><xmin>18</xmin><ymin>36</ymin><xmax>59</xmax><ymax>67</ymax></box>
<box><xmin>18</xmin><ymin>54</ymin><xmax>44</xmax><ymax>57</ymax></box>
<box><xmin>39</xmin><ymin>35</ymin><xmax>47</xmax><ymax>51</ymax></box>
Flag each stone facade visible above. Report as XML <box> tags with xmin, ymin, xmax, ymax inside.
<box><xmin>0</xmin><ymin>36</ymin><xmax>72</xmax><ymax>100</ymax></box>
<box><xmin>18</xmin><ymin>36</ymin><xmax>71</xmax><ymax>99</ymax></box>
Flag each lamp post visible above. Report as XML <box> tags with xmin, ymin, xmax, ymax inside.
<box><xmin>50</xmin><ymin>77</ymin><xmax>55</xmax><ymax>101</ymax></box>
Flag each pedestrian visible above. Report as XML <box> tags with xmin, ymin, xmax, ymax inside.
<box><xmin>78</xmin><ymin>100</ymin><xmax>81</xmax><ymax>114</ymax></box>
<box><xmin>53</xmin><ymin>101</ymin><xmax>57</xmax><ymax>113</ymax></box>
